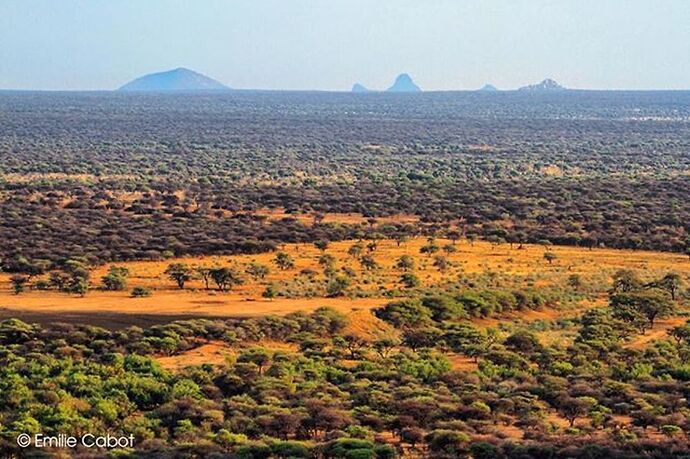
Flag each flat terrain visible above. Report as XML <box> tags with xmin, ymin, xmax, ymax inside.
<box><xmin>1</xmin><ymin>237</ymin><xmax>687</xmax><ymax>328</ymax></box>
<box><xmin>1</xmin><ymin>91</ymin><xmax>688</xmax><ymax>456</ymax></box>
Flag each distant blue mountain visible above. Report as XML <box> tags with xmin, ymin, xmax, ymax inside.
<box><xmin>118</xmin><ymin>67</ymin><xmax>229</xmax><ymax>92</ymax></box>
<box><xmin>479</xmin><ymin>83</ymin><xmax>499</xmax><ymax>91</ymax></box>
<box><xmin>518</xmin><ymin>78</ymin><xmax>566</xmax><ymax>92</ymax></box>
<box><xmin>351</xmin><ymin>83</ymin><xmax>370</xmax><ymax>93</ymax></box>
<box><xmin>386</xmin><ymin>73</ymin><xmax>422</xmax><ymax>92</ymax></box>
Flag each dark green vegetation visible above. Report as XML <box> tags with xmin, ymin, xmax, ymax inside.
<box><xmin>1</xmin><ymin>91</ymin><xmax>689</xmax><ymax>269</ymax></box>
<box><xmin>1</xmin><ymin>273</ymin><xmax>689</xmax><ymax>458</ymax></box>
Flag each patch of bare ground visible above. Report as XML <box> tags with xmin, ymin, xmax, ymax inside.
<box><xmin>252</xmin><ymin>208</ymin><xmax>420</xmax><ymax>226</ymax></box>
<box><xmin>156</xmin><ymin>340</ymin><xmax>299</xmax><ymax>372</ymax></box>
<box><xmin>0</xmin><ymin>292</ymin><xmax>388</xmax><ymax>329</ymax></box>
<box><xmin>342</xmin><ymin>309</ymin><xmax>399</xmax><ymax>341</ymax></box>
<box><xmin>626</xmin><ymin>315</ymin><xmax>688</xmax><ymax>349</ymax></box>
<box><xmin>156</xmin><ymin>341</ymin><xmax>235</xmax><ymax>371</ymax></box>
<box><xmin>446</xmin><ymin>353</ymin><xmax>478</xmax><ymax>372</ymax></box>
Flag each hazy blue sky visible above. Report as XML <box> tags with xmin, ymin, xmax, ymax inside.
<box><xmin>1</xmin><ymin>0</ymin><xmax>688</xmax><ymax>91</ymax></box>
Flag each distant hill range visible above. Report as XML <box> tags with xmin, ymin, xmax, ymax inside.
<box><xmin>518</xmin><ymin>78</ymin><xmax>567</xmax><ymax>92</ymax></box>
<box><xmin>350</xmin><ymin>74</ymin><xmax>422</xmax><ymax>93</ymax></box>
<box><xmin>118</xmin><ymin>68</ymin><xmax>229</xmax><ymax>92</ymax></box>
<box><xmin>479</xmin><ymin>83</ymin><xmax>499</xmax><ymax>91</ymax></box>
<box><xmin>351</xmin><ymin>83</ymin><xmax>370</xmax><ymax>93</ymax></box>
<box><xmin>117</xmin><ymin>69</ymin><xmax>574</xmax><ymax>93</ymax></box>
<box><xmin>387</xmin><ymin>73</ymin><xmax>421</xmax><ymax>92</ymax></box>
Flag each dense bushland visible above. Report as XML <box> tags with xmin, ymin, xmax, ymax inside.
<box><xmin>1</xmin><ymin>91</ymin><xmax>688</xmax><ymax>266</ymax></box>
<box><xmin>0</xmin><ymin>270</ymin><xmax>689</xmax><ymax>457</ymax></box>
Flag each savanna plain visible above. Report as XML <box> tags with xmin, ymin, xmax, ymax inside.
<box><xmin>0</xmin><ymin>91</ymin><xmax>689</xmax><ymax>458</ymax></box>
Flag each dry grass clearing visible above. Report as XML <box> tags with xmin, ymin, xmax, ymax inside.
<box><xmin>252</xmin><ymin>208</ymin><xmax>420</xmax><ymax>226</ymax></box>
<box><xmin>342</xmin><ymin>309</ymin><xmax>399</xmax><ymax>341</ymax></box>
<box><xmin>0</xmin><ymin>238</ymin><xmax>688</xmax><ymax>329</ymax></box>
<box><xmin>156</xmin><ymin>340</ymin><xmax>299</xmax><ymax>371</ymax></box>
<box><xmin>0</xmin><ymin>292</ymin><xmax>387</xmax><ymax>329</ymax></box>
<box><xmin>79</xmin><ymin>237</ymin><xmax>689</xmax><ymax>293</ymax></box>
<box><xmin>156</xmin><ymin>341</ymin><xmax>235</xmax><ymax>371</ymax></box>
<box><xmin>626</xmin><ymin>316</ymin><xmax>690</xmax><ymax>349</ymax></box>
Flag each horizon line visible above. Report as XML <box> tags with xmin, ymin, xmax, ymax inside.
<box><xmin>2</xmin><ymin>87</ymin><xmax>690</xmax><ymax>93</ymax></box>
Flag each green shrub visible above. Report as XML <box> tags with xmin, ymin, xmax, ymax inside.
<box><xmin>131</xmin><ymin>286</ymin><xmax>152</xmax><ymax>297</ymax></box>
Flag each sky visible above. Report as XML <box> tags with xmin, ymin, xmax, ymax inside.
<box><xmin>0</xmin><ymin>0</ymin><xmax>689</xmax><ymax>91</ymax></box>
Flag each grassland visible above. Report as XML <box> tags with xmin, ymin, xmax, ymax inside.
<box><xmin>1</xmin><ymin>237</ymin><xmax>687</xmax><ymax>330</ymax></box>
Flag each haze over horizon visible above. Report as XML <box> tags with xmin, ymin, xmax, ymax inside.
<box><xmin>1</xmin><ymin>0</ymin><xmax>689</xmax><ymax>91</ymax></box>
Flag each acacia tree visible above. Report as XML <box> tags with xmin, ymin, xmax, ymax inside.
<box><xmin>610</xmin><ymin>269</ymin><xmax>642</xmax><ymax>294</ymax></box>
<box><xmin>336</xmin><ymin>334</ymin><xmax>367</xmax><ymax>359</ymax></box>
<box><xmin>395</xmin><ymin>255</ymin><xmax>415</xmax><ymax>272</ymax></box>
<box><xmin>670</xmin><ymin>321</ymin><xmax>690</xmax><ymax>345</ymax></box>
<box><xmin>210</xmin><ymin>267</ymin><xmax>243</xmax><ymax>292</ymax></box>
<box><xmin>69</xmin><ymin>279</ymin><xmax>89</xmax><ymax>297</ymax></box>
<box><xmin>10</xmin><ymin>275</ymin><xmax>28</xmax><ymax>295</ymax></box>
<box><xmin>359</xmin><ymin>254</ymin><xmax>377</xmax><ymax>271</ymax></box>
<box><xmin>403</xmin><ymin>327</ymin><xmax>442</xmax><ymax>351</ymax></box>
<box><xmin>262</xmin><ymin>284</ymin><xmax>277</xmax><ymax>301</ymax></box>
<box><xmin>347</xmin><ymin>243</ymin><xmax>364</xmax><ymax>258</ymax></box>
<box><xmin>273</xmin><ymin>252</ymin><xmax>295</xmax><ymax>270</ymax></box>
<box><xmin>237</xmin><ymin>348</ymin><xmax>272</xmax><ymax>375</ymax></box>
<box><xmin>101</xmin><ymin>266</ymin><xmax>129</xmax><ymax>291</ymax></box>
<box><xmin>196</xmin><ymin>267</ymin><xmax>212</xmax><ymax>290</ymax></box>
<box><xmin>314</xmin><ymin>239</ymin><xmax>330</xmax><ymax>252</ymax></box>
<box><xmin>373</xmin><ymin>337</ymin><xmax>399</xmax><ymax>359</ymax></box>
<box><xmin>49</xmin><ymin>271</ymin><xmax>70</xmax><ymax>291</ymax></box>
<box><xmin>400</xmin><ymin>272</ymin><xmax>420</xmax><ymax>288</ymax></box>
<box><xmin>442</xmin><ymin>244</ymin><xmax>457</xmax><ymax>255</ymax></box>
<box><xmin>433</xmin><ymin>255</ymin><xmax>449</xmax><ymax>272</ymax></box>
<box><xmin>245</xmin><ymin>262</ymin><xmax>270</xmax><ymax>280</ymax></box>
<box><xmin>165</xmin><ymin>263</ymin><xmax>192</xmax><ymax>289</ymax></box>
<box><xmin>60</xmin><ymin>259</ymin><xmax>91</xmax><ymax>296</ymax></box>
<box><xmin>610</xmin><ymin>289</ymin><xmax>674</xmax><ymax>333</ymax></box>
<box><xmin>326</xmin><ymin>276</ymin><xmax>351</xmax><ymax>297</ymax></box>
<box><xmin>556</xmin><ymin>396</ymin><xmax>597</xmax><ymax>427</ymax></box>
<box><xmin>651</xmin><ymin>272</ymin><xmax>682</xmax><ymax>300</ymax></box>
<box><xmin>543</xmin><ymin>252</ymin><xmax>557</xmax><ymax>265</ymax></box>
<box><xmin>420</xmin><ymin>243</ymin><xmax>439</xmax><ymax>256</ymax></box>
<box><xmin>446</xmin><ymin>230</ymin><xmax>461</xmax><ymax>245</ymax></box>
<box><xmin>444</xmin><ymin>323</ymin><xmax>490</xmax><ymax>362</ymax></box>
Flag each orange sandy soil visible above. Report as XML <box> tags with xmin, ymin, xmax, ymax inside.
<box><xmin>446</xmin><ymin>353</ymin><xmax>479</xmax><ymax>372</ymax></box>
<box><xmin>342</xmin><ymin>309</ymin><xmax>398</xmax><ymax>341</ymax></box>
<box><xmin>253</xmin><ymin>208</ymin><xmax>420</xmax><ymax>226</ymax></box>
<box><xmin>0</xmin><ymin>293</ymin><xmax>387</xmax><ymax>329</ymax></box>
<box><xmin>472</xmin><ymin>307</ymin><xmax>585</xmax><ymax>328</ymax></box>
<box><xmin>626</xmin><ymin>316</ymin><xmax>689</xmax><ymax>349</ymax></box>
<box><xmin>0</xmin><ymin>237</ymin><xmax>687</xmax><ymax>329</ymax></box>
<box><xmin>156</xmin><ymin>340</ymin><xmax>299</xmax><ymax>371</ymax></box>
<box><xmin>156</xmin><ymin>341</ymin><xmax>235</xmax><ymax>371</ymax></box>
